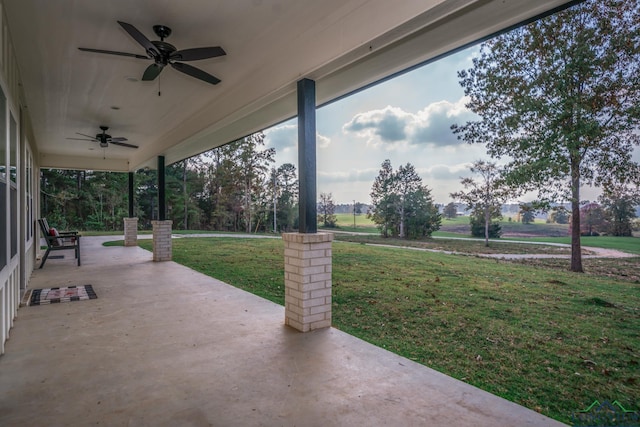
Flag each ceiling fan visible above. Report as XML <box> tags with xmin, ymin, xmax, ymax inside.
<box><xmin>68</xmin><ymin>126</ymin><xmax>138</xmax><ymax>149</ymax></box>
<box><xmin>78</xmin><ymin>21</ymin><xmax>226</xmax><ymax>85</ymax></box>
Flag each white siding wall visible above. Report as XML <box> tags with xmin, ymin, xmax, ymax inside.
<box><xmin>0</xmin><ymin>2</ymin><xmax>35</xmax><ymax>355</ymax></box>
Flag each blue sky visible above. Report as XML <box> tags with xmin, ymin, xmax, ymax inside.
<box><xmin>263</xmin><ymin>45</ymin><xmax>637</xmax><ymax>205</ymax></box>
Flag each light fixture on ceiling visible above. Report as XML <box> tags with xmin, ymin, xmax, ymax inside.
<box><xmin>110</xmin><ymin>106</ymin><xmax>120</xmax><ymax>110</ymax></box>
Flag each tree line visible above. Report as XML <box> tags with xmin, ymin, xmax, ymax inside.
<box><xmin>41</xmin><ymin>132</ymin><xmax>301</xmax><ymax>233</ymax></box>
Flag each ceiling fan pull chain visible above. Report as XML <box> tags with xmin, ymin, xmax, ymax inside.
<box><xmin>158</xmin><ymin>75</ymin><xmax>161</xmax><ymax>97</ymax></box>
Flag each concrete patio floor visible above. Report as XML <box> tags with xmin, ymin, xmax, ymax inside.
<box><xmin>0</xmin><ymin>236</ymin><xmax>565</xmax><ymax>427</ymax></box>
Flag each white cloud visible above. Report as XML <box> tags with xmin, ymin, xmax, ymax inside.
<box><xmin>318</xmin><ymin>168</ymin><xmax>379</xmax><ymax>183</ymax></box>
<box><xmin>264</xmin><ymin>123</ymin><xmax>331</xmax><ymax>153</ymax></box>
<box><xmin>317</xmin><ymin>134</ymin><xmax>331</xmax><ymax>149</ymax></box>
<box><xmin>420</xmin><ymin>163</ymin><xmax>474</xmax><ymax>180</ymax></box>
<box><xmin>264</xmin><ymin>124</ymin><xmax>296</xmax><ymax>152</ymax></box>
<box><xmin>341</xmin><ymin>97</ymin><xmax>475</xmax><ymax>148</ymax></box>
<box><xmin>341</xmin><ymin>106</ymin><xmax>412</xmax><ymax>146</ymax></box>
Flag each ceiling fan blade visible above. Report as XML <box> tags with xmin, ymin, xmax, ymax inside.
<box><xmin>171</xmin><ymin>62</ymin><xmax>221</xmax><ymax>85</ymax></box>
<box><xmin>75</xmin><ymin>132</ymin><xmax>98</xmax><ymax>140</ymax></box>
<box><xmin>78</xmin><ymin>47</ymin><xmax>148</xmax><ymax>59</ymax></box>
<box><xmin>170</xmin><ymin>46</ymin><xmax>226</xmax><ymax>61</ymax></box>
<box><xmin>109</xmin><ymin>137</ymin><xmax>128</xmax><ymax>142</ymax></box>
<box><xmin>109</xmin><ymin>141</ymin><xmax>139</xmax><ymax>149</ymax></box>
<box><xmin>67</xmin><ymin>137</ymin><xmax>96</xmax><ymax>142</ymax></box>
<box><xmin>142</xmin><ymin>63</ymin><xmax>164</xmax><ymax>81</ymax></box>
<box><xmin>117</xmin><ymin>21</ymin><xmax>160</xmax><ymax>58</ymax></box>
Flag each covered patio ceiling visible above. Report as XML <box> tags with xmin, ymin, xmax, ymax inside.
<box><xmin>5</xmin><ymin>0</ymin><xmax>577</xmax><ymax>172</ymax></box>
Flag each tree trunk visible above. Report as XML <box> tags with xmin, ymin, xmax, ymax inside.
<box><xmin>570</xmin><ymin>159</ymin><xmax>583</xmax><ymax>272</ymax></box>
<box><xmin>484</xmin><ymin>206</ymin><xmax>490</xmax><ymax>247</ymax></box>
<box><xmin>400</xmin><ymin>203</ymin><xmax>405</xmax><ymax>238</ymax></box>
<box><xmin>245</xmin><ymin>179</ymin><xmax>252</xmax><ymax>233</ymax></box>
<box><xmin>183</xmin><ymin>161</ymin><xmax>188</xmax><ymax>230</ymax></box>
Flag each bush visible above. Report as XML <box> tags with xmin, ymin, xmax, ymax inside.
<box><xmin>470</xmin><ymin>214</ymin><xmax>501</xmax><ymax>238</ymax></box>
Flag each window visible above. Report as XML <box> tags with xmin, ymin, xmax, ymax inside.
<box><xmin>9</xmin><ymin>112</ymin><xmax>16</xmax><ymax>257</ymax></box>
<box><xmin>26</xmin><ymin>147</ymin><xmax>33</xmax><ymax>240</ymax></box>
<box><xmin>0</xmin><ymin>85</ymin><xmax>6</xmax><ymax>268</ymax></box>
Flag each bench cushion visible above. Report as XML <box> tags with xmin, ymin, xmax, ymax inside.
<box><xmin>49</xmin><ymin>228</ymin><xmax>61</xmax><ymax>246</ymax></box>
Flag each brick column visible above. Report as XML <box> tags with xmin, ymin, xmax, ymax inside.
<box><xmin>123</xmin><ymin>217</ymin><xmax>138</xmax><ymax>247</ymax></box>
<box><xmin>152</xmin><ymin>220</ymin><xmax>173</xmax><ymax>262</ymax></box>
<box><xmin>282</xmin><ymin>232</ymin><xmax>333</xmax><ymax>332</ymax></box>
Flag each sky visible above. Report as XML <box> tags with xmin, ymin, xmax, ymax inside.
<box><xmin>263</xmin><ymin>45</ymin><xmax>639</xmax><ymax>206</ymax></box>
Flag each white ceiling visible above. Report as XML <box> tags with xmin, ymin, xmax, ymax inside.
<box><xmin>4</xmin><ymin>0</ymin><xmax>576</xmax><ymax>171</ymax></box>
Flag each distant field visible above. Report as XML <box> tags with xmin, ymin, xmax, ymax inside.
<box><xmin>331</xmin><ymin>213</ymin><xmax>571</xmax><ymax>237</ymax></box>
<box><xmin>331</xmin><ymin>213</ymin><xmax>378</xmax><ymax>233</ymax></box>
<box><xmin>439</xmin><ymin>216</ymin><xmax>570</xmax><ymax>237</ymax></box>
<box><xmin>326</xmin><ymin>215</ymin><xmax>640</xmax><ymax>254</ymax></box>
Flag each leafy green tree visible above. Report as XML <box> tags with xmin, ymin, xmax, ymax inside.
<box><xmin>470</xmin><ymin>212</ymin><xmax>501</xmax><ymax>239</ymax></box>
<box><xmin>258</xmin><ymin>164</ymin><xmax>299</xmax><ymax>233</ymax></box>
<box><xmin>443</xmin><ymin>202</ymin><xmax>458</xmax><ymax>219</ymax></box>
<box><xmin>393</xmin><ymin>163</ymin><xmax>423</xmax><ymax>237</ymax></box>
<box><xmin>519</xmin><ymin>203</ymin><xmax>536</xmax><ymax>224</ymax></box>
<box><xmin>368</xmin><ymin>159</ymin><xmax>396</xmax><ymax>237</ymax></box>
<box><xmin>450</xmin><ymin>160</ymin><xmax>511</xmax><ymax>246</ymax></box>
<box><xmin>548</xmin><ymin>207</ymin><xmax>569</xmax><ymax>224</ymax></box>
<box><xmin>41</xmin><ymin>169</ymin><xmax>81</xmax><ymax>229</ymax></box>
<box><xmin>198</xmin><ymin>134</ymin><xmax>274</xmax><ymax>232</ymax></box>
<box><xmin>165</xmin><ymin>158</ymin><xmax>206</xmax><ymax>230</ymax></box>
<box><xmin>85</xmin><ymin>171</ymin><xmax>129</xmax><ymax>231</ymax></box>
<box><xmin>41</xmin><ymin>169</ymin><xmax>130</xmax><ymax>231</ymax></box>
<box><xmin>318</xmin><ymin>192</ymin><xmax>337</xmax><ymax>227</ymax></box>
<box><xmin>452</xmin><ymin>1</ymin><xmax>640</xmax><ymax>271</ymax></box>
<box><xmin>275</xmin><ymin>163</ymin><xmax>299</xmax><ymax>232</ymax></box>
<box><xmin>403</xmin><ymin>187</ymin><xmax>441</xmax><ymax>238</ymax></box>
<box><xmin>578</xmin><ymin>202</ymin><xmax>607</xmax><ymax>236</ymax></box>
<box><xmin>369</xmin><ymin>160</ymin><xmax>440</xmax><ymax>239</ymax></box>
<box><xmin>236</xmin><ymin>132</ymin><xmax>275</xmax><ymax>233</ymax></box>
<box><xmin>599</xmin><ymin>184</ymin><xmax>640</xmax><ymax>236</ymax></box>
<box><xmin>202</xmin><ymin>143</ymin><xmax>241</xmax><ymax>230</ymax></box>
<box><xmin>136</xmin><ymin>169</ymin><xmax>158</xmax><ymax>228</ymax></box>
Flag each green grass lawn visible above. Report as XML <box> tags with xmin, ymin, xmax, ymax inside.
<box><xmin>440</xmin><ymin>216</ymin><xmax>572</xmax><ymax>237</ymax></box>
<box><xmin>513</xmin><ymin>236</ymin><xmax>640</xmax><ymax>255</ymax></box>
<box><xmin>331</xmin><ymin>234</ymin><xmax>577</xmax><ymax>255</ymax></box>
<box><xmin>327</xmin><ymin>213</ymin><xmax>378</xmax><ymax>233</ymax></box>
<box><xmin>135</xmin><ymin>237</ymin><xmax>639</xmax><ymax>424</ymax></box>
<box><xmin>329</xmin><ymin>213</ymin><xmax>578</xmax><ymax>238</ymax></box>
<box><xmin>387</xmin><ymin>215</ymin><xmax>639</xmax><ymax>255</ymax></box>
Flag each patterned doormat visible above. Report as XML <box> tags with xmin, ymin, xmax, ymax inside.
<box><xmin>29</xmin><ymin>285</ymin><xmax>97</xmax><ymax>306</ymax></box>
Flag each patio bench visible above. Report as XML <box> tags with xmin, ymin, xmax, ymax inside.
<box><xmin>38</xmin><ymin>218</ymin><xmax>81</xmax><ymax>268</ymax></box>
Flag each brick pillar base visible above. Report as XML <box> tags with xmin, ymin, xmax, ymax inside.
<box><xmin>152</xmin><ymin>220</ymin><xmax>173</xmax><ymax>262</ymax></box>
<box><xmin>282</xmin><ymin>232</ymin><xmax>333</xmax><ymax>332</ymax></box>
<box><xmin>123</xmin><ymin>217</ymin><xmax>138</xmax><ymax>247</ymax></box>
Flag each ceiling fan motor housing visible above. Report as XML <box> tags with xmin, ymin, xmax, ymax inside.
<box><xmin>151</xmin><ymin>41</ymin><xmax>176</xmax><ymax>65</ymax></box>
